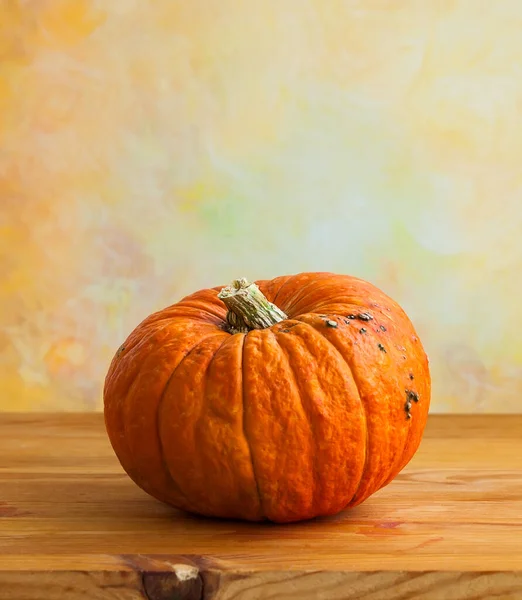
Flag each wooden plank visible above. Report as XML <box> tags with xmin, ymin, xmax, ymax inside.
<box><xmin>0</xmin><ymin>414</ymin><xmax>521</xmax><ymax>599</ymax></box>
<box><xmin>1</xmin><ymin>567</ymin><xmax>522</xmax><ymax>600</ymax></box>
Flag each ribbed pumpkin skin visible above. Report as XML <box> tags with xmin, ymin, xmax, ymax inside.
<box><xmin>104</xmin><ymin>272</ymin><xmax>430</xmax><ymax>523</ymax></box>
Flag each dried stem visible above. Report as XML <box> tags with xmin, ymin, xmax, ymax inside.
<box><xmin>218</xmin><ymin>278</ymin><xmax>288</xmax><ymax>334</ymax></box>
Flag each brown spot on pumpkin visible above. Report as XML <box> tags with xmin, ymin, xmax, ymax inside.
<box><xmin>409</xmin><ymin>373</ymin><xmax>415</xmax><ymax>380</ymax></box>
<box><xmin>344</xmin><ymin>319</ymin><xmax>351</xmax><ymax>325</ymax></box>
<box><xmin>360</xmin><ymin>328</ymin><xmax>367</xmax><ymax>334</ymax></box>
<box><xmin>380</xmin><ymin>325</ymin><xmax>387</xmax><ymax>332</ymax></box>
<box><xmin>404</xmin><ymin>386</ymin><xmax>414</xmax><ymax>419</ymax></box>
<box><xmin>378</xmin><ymin>343</ymin><xmax>386</xmax><ymax>353</ymax></box>
<box><xmin>326</xmin><ymin>320</ymin><xmax>338</xmax><ymax>328</ymax></box>
<box><xmin>280</xmin><ymin>329</ymin><xmax>290</xmax><ymax>333</ymax></box>
<box><xmin>346</xmin><ymin>314</ymin><xmax>356</xmax><ymax>320</ymax></box>
<box><xmin>116</xmin><ymin>345</ymin><xmax>126</xmax><ymax>357</ymax></box>
<box><xmin>357</xmin><ymin>312</ymin><xmax>373</xmax><ymax>321</ymax></box>
<box><xmin>406</xmin><ymin>390</ymin><xmax>419</xmax><ymax>403</ymax></box>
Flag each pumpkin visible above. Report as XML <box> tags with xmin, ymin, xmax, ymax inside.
<box><xmin>104</xmin><ymin>272</ymin><xmax>430</xmax><ymax>523</ymax></box>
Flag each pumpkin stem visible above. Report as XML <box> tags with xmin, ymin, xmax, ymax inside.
<box><xmin>218</xmin><ymin>278</ymin><xmax>288</xmax><ymax>334</ymax></box>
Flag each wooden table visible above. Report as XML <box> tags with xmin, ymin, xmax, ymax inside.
<box><xmin>0</xmin><ymin>414</ymin><xmax>521</xmax><ymax>599</ymax></box>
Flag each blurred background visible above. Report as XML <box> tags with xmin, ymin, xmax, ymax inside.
<box><xmin>1</xmin><ymin>1</ymin><xmax>521</xmax><ymax>412</ymax></box>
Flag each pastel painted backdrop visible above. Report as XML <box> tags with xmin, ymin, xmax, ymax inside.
<box><xmin>1</xmin><ymin>1</ymin><xmax>521</xmax><ymax>412</ymax></box>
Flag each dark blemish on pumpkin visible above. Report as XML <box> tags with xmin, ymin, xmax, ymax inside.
<box><xmin>360</xmin><ymin>328</ymin><xmax>367</xmax><ymax>334</ymax></box>
<box><xmin>409</xmin><ymin>373</ymin><xmax>415</xmax><ymax>380</ymax></box>
<box><xmin>378</xmin><ymin>343</ymin><xmax>387</xmax><ymax>353</ymax></box>
<box><xmin>116</xmin><ymin>345</ymin><xmax>126</xmax><ymax>357</ymax></box>
<box><xmin>404</xmin><ymin>395</ymin><xmax>413</xmax><ymax>418</ymax></box>
<box><xmin>280</xmin><ymin>329</ymin><xmax>290</xmax><ymax>333</ymax></box>
<box><xmin>346</xmin><ymin>314</ymin><xmax>356</xmax><ymax>319</ymax></box>
<box><xmin>380</xmin><ymin>325</ymin><xmax>387</xmax><ymax>332</ymax></box>
<box><xmin>402</xmin><ymin>355</ymin><xmax>407</xmax><ymax>360</ymax></box>
<box><xmin>357</xmin><ymin>312</ymin><xmax>373</xmax><ymax>321</ymax></box>
<box><xmin>344</xmin><ymin>319</ymin><xmax>351</xmax><ymax>325</ymax></box>
<box><xmin>326</xmin><ymin>320</ymin><xmax>338</xmax><ymax>328</ymax></box>
<box><xmin>406</xmin><ymin>390</ymin><xmax>419</xmax><ymax>403</ymax></box>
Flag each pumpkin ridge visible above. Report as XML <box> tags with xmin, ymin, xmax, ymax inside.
<box><xmin>166</xmin><ymin>306</ymin><xmax>225</xmax><ymax>325</ymax></box>
<box><xmin>105</xmin><ymin>319</ymin><xmax>181</xmax><ymax>490</ymax></box>
<box><xmin>378</xmin><ymin>404</ymin><xmax>414</xmax><ymax>493</ymax></box>
<box><xmin>379</xmin><ymin>354</ymin><xmax>428</xmax><ymax>491</ymax></box>
<box><xmin>375</xmin><ymin>322</ymin><xmax>429</xmax><ymax>492</ymax></box>
<box><xmin>295</xmin><ymin>316</ymin><xmax>369</xmax><ymax>507</ymax></box>
<box><xmin>255</xmin><ymin>275</ymin><xmax>293</xmax><ymax>305</ymax></box>
<box><xmin>331</xmin><ymin>338</ymin><xmax>373</xmax><ymax>506</ymax></box>
<box><xmin>282</xmin><ymin>274</ymin><xmax>365</xmax><ymax>316</ymax></box>
<box><xmin>105</xmin><ymin>318</ymin><xmax>174</xmax><ymax>395</ymax></box>
<box><xmin>240</xmin><ymin>331</ymin><xmax>266</xmax><ymax>520</ymax></box>
<box><xmin>271</xmin><ymin>273</ymin><xmax>304</xmax><ymax>308</ymax></box>
<box><xmin>289</xmin><ymin>280</ymin><xmax>349</xmax><ymax>314</ymax></box>
<box><xmin>399</xmin><ymin>339</ymin><xmax>430</xmax><ymax>473</ymax></box>
<box><xmin>273</xmin><ymin>324</ymin><xmax>318</xmax><ymax>517</ymax></box>
<box><xmin>287</xmin><ymin>276</ymin><xmax>395</xmax><ymax>318</ymax></box>
<box><xmin>179</xmin><ymin>288</ymin><xmax>229</xmax><ymax>312</ymax></box>
<box><xmin>128</xmin><ymin>302</ymin><xmax>211</xmax><ymax>334</ymax></box>
<box><xmin>349</xmin><ymin>381</ymin><xmax>370</xmax><ymax>506</ymax></box>
<box><xmin>337</xmin><ymin>334</ymin><xmax>403</xmax><ymax>506</ymax></box>
<box><xmin>193</xmin><ymin>334</ymin><xmax>238</xmax><ymax>515</ymax></box>
<box><xmin>156</xmin><ymin>332</ymin><xmax>226</xmax><ymax>505</ymax></box>
<box><xmin>175</xmin><ymin>298</ymin><xmax>227</xmax><ymax>324</ymax></box>
<box><xmin>275</xmin><ymin>273</ymin><xmax>337</xmax><ymax>315</ymax></box>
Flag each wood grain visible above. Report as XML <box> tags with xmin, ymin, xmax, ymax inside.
<box><xmin>0</xmin><ymin>414</ymin><xmax>521</xmax><ymax>599</ymax></box>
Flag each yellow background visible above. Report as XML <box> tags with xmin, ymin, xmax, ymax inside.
<box><xmin>1</xmin><ymin>1</ymin><xmax>521</xmax><ymax>412</ymax></box>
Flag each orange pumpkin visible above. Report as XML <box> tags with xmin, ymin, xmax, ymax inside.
<box><xmin>104</xmin><ymin>272</ymin><xmax>430</xmax><ymax>523</ymax></box>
